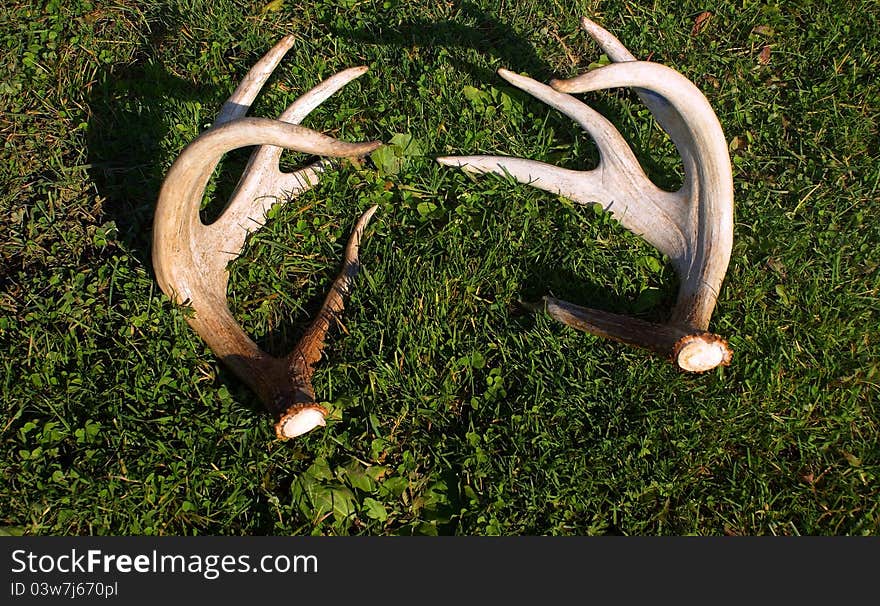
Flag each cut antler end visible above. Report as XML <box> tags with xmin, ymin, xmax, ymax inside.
<box><xmin>275</xmin><ymin>403</ymin><xmax>329</xmax><ymax>440</ymax></box>
<box><xmin>673</xmin><ymin>333</ymin><xmax>732</xmax><ymax>373</ymax></box>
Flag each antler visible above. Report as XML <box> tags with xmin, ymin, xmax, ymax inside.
<box><xmin>437</xmin><ymin>18</ymin><xmax>734</xmax><ymax>372</ymax></box>
<box><xmin>152</xmin><ymin>36</ymin><xmax>382</xmax><ymax>439</ymax></box>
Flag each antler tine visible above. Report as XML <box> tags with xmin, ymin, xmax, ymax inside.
<box><xmin>277</xmin><ymin>203</ymin><xmax>378</xmax><ymax>439</ymax></box>
<box><xmin>215</xmin><ymin>36</ymin><xmax>297</xmax><ymax>127</ymax></box>
<box><xmin>212</xmin><ymin>40</ymin><xmax>372</xmax><ymax>264</ymax></box>
<box><xmin>153</xmin><ymin>39</ymin><xmax>383</xmax><ymax>439</ymax></box>
<box><xmin>563</xmin><ymin>18</ymin><xmax>701</xmax><ymax>223</ymax></box>
<box><xmin>437</xmin><ymin>67</ymin><xmax>690</xmax><ymax>268</ymax></box>
<box><xmin>437</xmin><ymin>19</ymin><xmax>734</xmax><ymax>372</ymax></box>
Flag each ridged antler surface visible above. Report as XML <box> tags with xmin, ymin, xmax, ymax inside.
<box><xmin>153</xmin><ymin>37</ymin><xmax>382</xmax><ymax>438</ymax></box>
<box><xmin>438</xmin><ymin>18</ymin><xmax>734</xmax><ymax>372</ymax></box>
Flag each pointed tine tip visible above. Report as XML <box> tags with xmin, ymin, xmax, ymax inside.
<box><xmin>580</xmin><ymin>16</ymin><xmax>600</xmax><ymax>33</ymax></box>
<box><xmin>326</xmin><ymin>139</ymin><xmax>382</xmax><ymax>161</ymax></box>
<box><xmin>496</xmin><ymin>68</ymin><xmax>561</xmax><ymax>102</ymax></box>
<box><xmin>331</xmin><ymin>65</ymin><xmax>369</xmax><ymax>88</ymax></box>
<box><xmin>581</xmin><ymin>17</ymin><xmax>616</xmax><ymax>42</ymax></box>
<box><xmin>276</xmin><ymin>65</ymin><xmax>371</xmax><ymax>125</ymax></box>
<box><xmin>549</xmin><ymin>76</ymin><xmax>578</xmax><ymax>93</ymax></box>
<box><xmin>496</xmin><ymin>68</ymin><xmax>532</xmax><ymax>88</ymax></box>
<box><xmin>435</xmin><ymin>156</ymin><xmax>486</xmax><ymax>170</ymax></box>
<box><xmin>331</xmin><ymin>65</ymin><xmax>370</xmax><ymax>85</ymax></box>
<box><xmin>215</xmin><ymin>35</ymin><xmax>299</xmax><ymax>126</ymax></box>
<box><xmin>262</xmin><ymin>34</ymin><xmax>297</xmax><ymax>68</ymax></box>
<box><xmin>436</xmin><ymin>155</ymin><xmax>487</xmax><ymax>168</ymax></box>
<box><xmin>342</xmin><ymin>139</ymin><xmax>383</xmax><ymax>157</ymax></box>
<box><xmin>351</xmin><ymin>203</ymin><xmax>379</xmax><ymax>240</ymax></box>
<box><xmin>310</xmin><ymin>138</ymin><xmax>382</xmax><ymax>160</ymax></box>
<box><xmin>517</xmin><ymin>298</ymin><xmax>545</xmax><ymax>314</ymax></box>
<box><xmin>359</xmin><ymin>204</ymin><xmax>379</xmax><ymax>227</ymax></box>
<box><xmin>496</xmin><ymin>67</ymin><xmax>523</xmax><ymax>86</ymax></box>
<box><xmin>576</xmin><ymin>17</ymin><xmax>638</xmax><ymax>64</ymax></box>
<box><xmin>344</xmin><ymin>204</ymin><xmax>379</xmax><ymax>265</ymax></box>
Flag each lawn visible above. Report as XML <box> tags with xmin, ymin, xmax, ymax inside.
<box><xmin>1</xmin><ymin>0</ymin><xmax>878</xmax><ymax>535</ymax></box>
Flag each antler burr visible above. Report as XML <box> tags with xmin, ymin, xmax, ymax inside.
<box><xmin>153</xmin><ymin>36</ymin><xmax>382</xmax><ymax>438</ymax></box>
<box><xmin>437</xmin><ymin>18</ymin><xmax>734</xmax><ymax>372</ymax></box>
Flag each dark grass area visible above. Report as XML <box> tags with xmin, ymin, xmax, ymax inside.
<box><xmin>1</xmin><ymin>0</ymin><xmax>878</xmax><ymax>535</ymax></box>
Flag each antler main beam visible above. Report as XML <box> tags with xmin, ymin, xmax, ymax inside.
<box><xmin>437</xmin><ymin>18</ymin><xmax>734</xmax><ymax>372</ymax></box>
<box><xmin>153</xmin><ymin>37</ymin><xmax>382</xmax><ymax>438</ymax></box>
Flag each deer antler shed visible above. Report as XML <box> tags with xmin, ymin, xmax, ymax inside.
<box><xmin>153</xmin><ymin>37</ymin><xmax>382</xmax><ymax>439</ymax></box>
<box><xmin>438</xmin><ymin>18</ymin><xmax>735</xmax><ymax>372</ymax></box>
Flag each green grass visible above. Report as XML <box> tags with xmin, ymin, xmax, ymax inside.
<box><xmin>1</xmin><ymin>0</ymin><xmax>878</xmax><ymax>535</ymax></box>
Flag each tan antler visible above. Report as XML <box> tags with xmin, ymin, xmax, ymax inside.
<box><xmin>152</xmin><ymin>36</ymin><xmax>382</xmax><ymax>439</ymax></box>
<box><xmin>437</xmin><ymin>18</ymin><xmax>734</xmax><ymax>372</ymax></box>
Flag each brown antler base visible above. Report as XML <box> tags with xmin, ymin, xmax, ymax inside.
<box><xmin>542</xmin><ymin>297</ymin><xmax>732</xmax><ymax>373</ymax></box>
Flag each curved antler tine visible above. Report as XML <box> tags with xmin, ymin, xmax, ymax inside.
<box><xmin>247</xmin><ymin>66</ymin><xmax>371</xmax><ymax>172</ymax></box>
<box><xmin>213</xmin><ymin>67</ymin><xmax>373</xmax><ymax>243</ymax></box>
<box><xmin>570</xmin><ymin>18</ymin><xmax>692</xmax><ymax>158</ymax></box>
<box><xmin>492</xmin><ymin>66</ymin><xmax>690</xmax><ymax>251</ymax></box>
<box><xmin>436</xmin><ymin>155</ymin><xmax>611</xmax><ymax>205</ymax></box>
<box><xmin>215</xmin><ymin>36</ymin><xmax>296</xmax><ymax>126</ymax></box>
<box><xmin>496</xmin><ymin>68</ymin><xmax>643</xmax><ymax>174</ymax></box>
<box><xmin>551</xmin><ymin>60</ymin><xmax>725</xmax><ymax>167</ymax></box>
<box><xmin>277</xmin><ymin>203</ymin><xmax>378</xmax><ymax>439</ymax></box>
<box><xmin>440</xmin><ymin>67</ymin><xmax>646</xmax><ymax>182</ymax></box>
<box><xmin>279</xmin><ymin>65</ymin><xmax>369</xmax><ymax>124</ymax></box>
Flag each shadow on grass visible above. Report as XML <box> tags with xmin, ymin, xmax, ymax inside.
<box><xmin>85</xmin><ymin>62</ymin><xmax>262</xmax><ymax>264</ymax></box>
<box><xmin>84</xmin><ymin>63</ymin><xmax>279</xmax><ymax>419</ymax></box>
<box><xmin>514</xmin><ymin>260</ymin><xmax>679</xmax><ymax>329</ymax></box>
<box><xmin>331</xmin><ymin>1</ymin><xmax>555</xmax><ymax>84</ymax></box>
<box><xmin>331</xmin><ymin>1</ymin><xmax>683</xmax><ymax>188</ymax></box>
<box><xmin>86</xmin><ymin>63</ymin><xmax>209</xmax><ymax>264</ymax></box>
